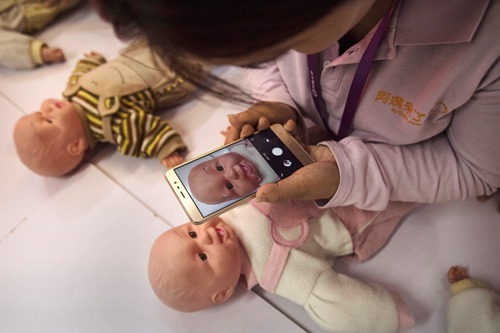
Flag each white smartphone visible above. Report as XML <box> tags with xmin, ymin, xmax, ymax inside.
<box><xmin>165</xmin><ymin>124</ymin><xmax>314</xmax><ymax>224</ymax></box>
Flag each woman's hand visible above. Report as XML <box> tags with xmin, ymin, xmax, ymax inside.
<box><xmin>256</xmin><ymin>144</ymin><xmax>340</xmax><ymax>203</ymax></box>
<box><xmin>225</xmin><ymin>101</ymin><xmax>338</xmax><ymax>203</ymax></box>
<box><xmin>224</xmin><ymin>101</ymin><xmax>299</xmax><ymax>144</ymax></box>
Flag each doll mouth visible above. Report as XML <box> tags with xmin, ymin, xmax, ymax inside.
<box><xmin>240</xmin><ymin>164</ymin><xmax>250</xmax><ymax>176</ymax></box>
<box><xmin>239</xmin><ymin>161</ymin><xmax>256</xmax><ymax>178</ymax></box>
<box><xmin>215</xmin><ymin>227</ymin><xmax>225</xmax><ymax>242</ymax></box>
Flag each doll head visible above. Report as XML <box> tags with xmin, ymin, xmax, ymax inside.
<box><xmin>13</xmin><ymin>99</ymin><xmax>88</xmax><ymax>177</ymax></box>
<box><xmin>188</xmin><ymin>152</ymin><xmax>261</xmax><ymax>204</ymax></box>
<box><xmin>148</xmin><ymin>217</ymin><xmax>242</xmax><ymax>312</ymax></box>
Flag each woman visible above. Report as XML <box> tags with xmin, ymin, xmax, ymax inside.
<box><xmin>93</xmin><ymin>0</ymin><xmax>499</xmax><ymax>212</ymax></box>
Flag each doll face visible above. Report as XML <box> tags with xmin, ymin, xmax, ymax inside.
<box><xmin>16</xmin><ymin>99</ymin><xmax>83</xmax><ymax>149</ymax></box>
<box><xmin>13</xmin><ymin>98</ymin><xmax>87</xmax><ymax>176</ymax></box>
<box><xmin>162</xmin><ymin>218</ymin><xmax>242</xmax><ymax>291</ymax></box>
<box><xmin>188</xmin><ymin>152</ymin><xmax>261</xmax><ymax>204</ymax></box>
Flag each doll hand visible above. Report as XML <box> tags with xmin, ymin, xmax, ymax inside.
<box><xmin>161</xmin><ymin>151</ymin><xmax>184</xmax><ymax>169</ymax></box>
<box><xmin>256</xmin><ymin>145</ymin><xmax>339</xmax><ymax>203</ymax></box>
<box><xmin>41</xmin><ymin>46</ymin><xmax>65</xmax><ymax>64</ymax></box>
<box><xmin>84</xmin><ymin>51</ymin><xmax>106</xmax><ymax>63</ymax></box>
<box><xmin>224</xmin><ymin>101</ymin><xmax>299</xmax><ymax>144</ymax></box>
<box><xmin>448</xmin><ymin>266</ymin><xmax>469</xmax><ymax>284</ymax></box>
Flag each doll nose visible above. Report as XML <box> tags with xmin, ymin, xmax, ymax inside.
<box><xmin>41</xmin><ymin>105</ymin><xmax>54</xmax><ymax>117</ymax></box>
<box><xmin>199</xmin><ymin>232</ymin><xmax>212</xmax><ymax>245</ymax></box>
<box><xmin>200</xmin><ymin>227</ymin><xmax>218</xmax><ymax>245</ymax></box>
<box><xmin>226</xmin><ymin>166</ymin><xmax>239</xmax><ymax>180</ymax></box>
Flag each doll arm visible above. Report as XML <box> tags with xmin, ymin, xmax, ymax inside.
<box><xmin>447</xmin><ymin>266</ymin><xmax>500</xmax><ymax>333</ymax></box>
<box><xmin>0</xmin><ymin>29</ymin><xmax>44</xmax><ymax>69</ymax></box>
<box><xmin>150</xmin><ymin>120</ymin><xmax>187</xmax><ymax>162</ymax></box>
<box><xmin>23</xmin><ymin>0</ymin><xmax>82</xmax><ymax>32</ymax></box>
<box><xmin>115</xmin><ymin>110</ymin><xmax>187</xmax><ymax>161</ymax></box>
<box><xmin>75</xmin><ymin>51</ymin><xmax>107</xmax><ymax>71</ymax></box>
<box><xmin>65</xmin><ymin>51</ymin><xmax>107</xmax><ymax>89</ymax></box>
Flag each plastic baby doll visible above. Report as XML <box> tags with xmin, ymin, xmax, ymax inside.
<box><xmin>149</xmin><ymin>200</ymin><xmax>416</xmax><ymax>333</ymax></box>
<box><xmin>0</xmin><ymin>0</ymin><xmax>83</xmax><ymax>69</ymax></box>
<box><xmin>188</xmin><ymin>141</ymin><xmax>279</xmax><ymax>204</ymax></box>
<box><xmin>13</xmin><ymin>42</ymin><xmax>196</xmax><ymax>176</ymax></box>
<box><xmin>447</xmin><ymin>266</ymin><xmax>500</xmax><ymax>333</ymax></box>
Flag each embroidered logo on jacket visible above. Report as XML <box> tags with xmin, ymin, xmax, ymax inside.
<box><xmin>375</xmin><ymin>90</ymin><xmax>449</xmax><ymax>126</ymax></box>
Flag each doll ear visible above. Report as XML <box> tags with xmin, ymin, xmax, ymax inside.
<box><xmin>67</xmin><ymin>138</ymin><xmax>87</xmax><ymax>156</ymax></box>
<box><xmin>211</xmin><ymin>286</ymin><xmax>235</xmax><ymax>304</ymax></box>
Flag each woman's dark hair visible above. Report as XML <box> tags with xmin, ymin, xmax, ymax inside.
<box><xmin>92</xmin><ymin>0</ymin><xmax>339</xmax><ymax>103</ymax></box>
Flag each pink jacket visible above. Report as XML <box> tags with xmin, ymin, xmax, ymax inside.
<box><xmin>242</xmin><ymin>0</ymin><xmax>500</xmax><ymax>210</ymax></box>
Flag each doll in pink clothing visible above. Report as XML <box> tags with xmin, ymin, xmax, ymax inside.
<box><xmin>148</xmin><ymin>200</ymin><xmax>415</xmax><ymax>333</ymax></box>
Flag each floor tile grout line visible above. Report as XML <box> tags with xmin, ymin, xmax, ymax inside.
<box><xmin>90</xmin><ymin>162</ymin><xmax>175</xmax><ymax>228</ymax></box>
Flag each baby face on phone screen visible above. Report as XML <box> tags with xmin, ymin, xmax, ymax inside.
<box><xmin>188</xmin><ymin>152</ymin><xmax>261</xmax><ymax>204</ymax></box>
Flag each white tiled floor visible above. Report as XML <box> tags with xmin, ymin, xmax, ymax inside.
<box><xmin>1</xmin><ymin>3</ymin><xmax>499</xmax><ymax>332</ymax></box>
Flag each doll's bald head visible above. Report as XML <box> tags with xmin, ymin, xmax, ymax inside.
<box><xmin>148</xmin><ymin>229</ymin><xmax>218</xmax><ymax>312</ymax></box>
<box><xmin>148</xmin><ymin>219</ymin><xmax>241</xmax><ymax>312</ymax></box>
<box><xmin>13</xmin><ymin>100</ymin><xmax>88</xmax><ymax>177</ymax></box>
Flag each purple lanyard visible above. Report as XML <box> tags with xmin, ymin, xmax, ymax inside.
<box><xmin>307</xmin><ymin>2</ymin><xmax>396</xmax><ymax>141</ymax></box>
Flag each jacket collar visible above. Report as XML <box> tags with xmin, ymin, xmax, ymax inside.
<box><xmin>395</xmin><ymin>0</ymin><xmax>490</xmax><ymax>45</ymax></box>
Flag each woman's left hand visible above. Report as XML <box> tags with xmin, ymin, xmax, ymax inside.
<box><xmin>224</xmin><ymin>101</ymin><xmax>300</xmax><ymax>144</ymax></box>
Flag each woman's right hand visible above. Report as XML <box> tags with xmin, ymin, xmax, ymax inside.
<box><xmin>255</xmin><ymin>144</ymin><xmax>340</xmax><ymax>204</ymax></box>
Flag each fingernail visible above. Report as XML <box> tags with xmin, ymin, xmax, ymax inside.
<box><xmin>228</xmin><ymin>114</ymin><xmax>238</xmax><ymax>119</ymax></box>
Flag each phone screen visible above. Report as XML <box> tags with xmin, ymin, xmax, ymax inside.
<box><xmin>170</xmin><ymin>127</ymin><xmax>307</xmax><ymax>220</ymax></box>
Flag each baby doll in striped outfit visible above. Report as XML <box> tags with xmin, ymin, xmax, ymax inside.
<box><xmin>13</xmin><ymin>42</ymin><xmax>196</xmax><ymax>176</ymax></box>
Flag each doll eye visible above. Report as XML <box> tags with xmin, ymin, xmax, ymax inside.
<box><xmin>226</xmin><ymin>182</ymin><xmax>234</xmax><ymax>190</ymax></box>
<box><xmin>198</xmin><ymin>252</ymin><xmax>208</xmax><ymax>261</ymax></box>
<box><xmin>216</xmin><ymin>164</ymin><xmax>224</xmax><ymax>172</ymax></box>
<box><xmin>188</xmin><ymin>231</ymin><xmax>197</xmax><ymax>238</ymax></box>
